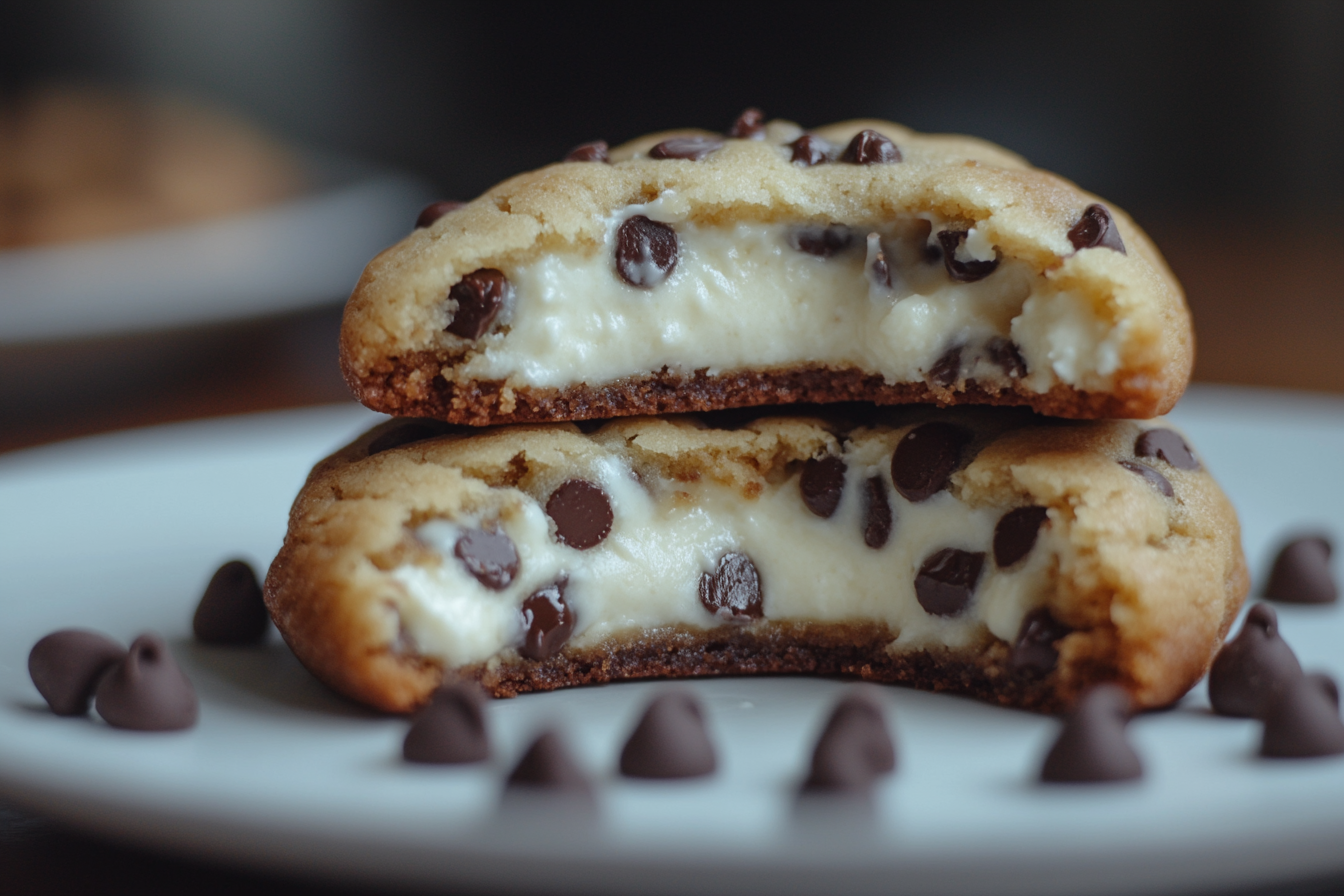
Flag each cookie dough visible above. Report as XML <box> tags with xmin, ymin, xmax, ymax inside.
<box><xmin>264</xmin><ymin>408</ymin><xmax>1245</xmax><ymax>714</ymax></box>
<box><xmin>340</xmin><ymin>115</ymin><xmax>1191</xmax><ymax>424</ymax></box>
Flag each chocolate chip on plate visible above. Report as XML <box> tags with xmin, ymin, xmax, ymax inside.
<box><xmin>193</xmin><ymin>560</ymin><xmax>268</xmax><ymax>645</ymax></box>
<box><xmin>446</xmin><ymin>268</ymin><xmax>510</xmax><ymax>340</ymax></box>
<box><xmin>366</xmin><ymin>419</ymin><xmax>455</xmax><ymax>456</ymax></box>
<box><xmin>699</xmin><ymin>552</ymin><xmax>763</xmax><ymax>621</ymax></box>
<box><xmin>1011</xmin><ymin>608</ymin><xmax>1072</xmax><ymax>673</ymax></box>
<box><xmin>1259</xmin><ymin>673</ymin><xmax>1344</xmax><ymax>759</ymax></box>
<box><xmin>984</xmin><ymin>337</ymin><xmax>1027</xmax><ymax>380</ymax></box>
<box><xmin>415</xmin><ymin>200</ymin><xmax>465</xmax><ymax>229</ymax></box>
<box><xmin>507</xmin><ymin>729</ymin><xmax>591</xmax><ymax>793</ymax></box>
<box><xmin>840</xmin><ymin>129</ymin><xmax>901</xmax><ymax>165</ymax></box>
<box><xmin>94</xmin><ymin>633</ymin><xmax>198</xmax><ymax>731</ymax></box>
<box><xmin>728</xmin><ymin>107</ymin><xmax>766</xmax><ymax>139</ymax></box>
<box><xmin>1208</xmin><ymin>603</ymin><xmax>1304</xmax><ymax>718</ymax></box>
<box><xmin>1265</xmin><ymin>537</ymin><xmax>1337</xmax><ymax>604</ymax></box>
<box><xmin>915</xmin><ymin>548</ymin><xmax>984</xmax><ymax>617</ymax></box>
<box><xmin>649</xmin><ymin>136</ymin><xmax>724</xmax><ymax>161</ymax></box>
<box><xmin>28</xmin><ymin>630</ymin><xmax>126</xmax><ymax>716</ymax></box>
<box><xmin>788</xmin><ymin>225</ymin><xmax>853</xmax><ymax>257</ymax></box>
<box><xmin>1040</xmin><ymin>684</ymin><xmax>1142</xmax><ymax>783</ymax></box>
<box><xmin>927</xmin><ymin>346</ymin><xmax>962</xmax><ymax>388</ymax></box>
<box><xmin>994</xmin><ymin>506</ymin><xmax>1050</xmax><ymax>568</ymax></box>
<box><xmin>862</xmin><ymin>477</ymin><xmax>893</xmax><ymax>549</ymax></box>
<box><xmin>1118</xmin><ymin>460</ymin><xmax>1174</xmax><ymax>497</ymax></box>
<box><xmin>615</xmin><ymin>215</ymin><xmax>679</xmax><ymax>288</ymax></box>
<box><xmin>1134</xmin><ymin>429</ymin><xmax>1200</xmax><ymax>471</ymax></box>
<box><xmin>546</xmin><ymin>479</ymin><xmax>613</xmax><ymax>549</ymax></box>
<box><xmin>403</xmin><ymin>682</ymin><xmax>490</xmax><ymax>764</ymax></box>
<box><xmin>564</xmin><ymin>140</ymin><xmax>609</xmax><ymax>163</ymax></box>
<box><xmin>800</xmin><ymin>456</ymin><xmax>846</xmax><ymax>519</ymax></box>
<box><xmin>937</xmin><ymin>230</ymin><xmax>1000</xmax><ymax>282</ymax></box>
<box><xmin>518</xmin><ymin>581</ymin><xmax>575</xmax><ymax>660</ymax></box>
<box><xmin>1067</xmin><ymin>204</ymin><xmax>1126</xmax><ymax>254</ymax></box>
<box><xmin>619</xmin><ymin>692</ymin><xmax>717</xmax><ymax>779</ymax></box>
<box><xmin>890</xmin><ymin>422</ymin><xmax>973</xmax><ymax>502</ymax></box>
<box><xmin>802</xmin><ymin>690</ymin><xmax>896</xmax><ymax>793</ymax></box>
<box><xmin>1309</xmin><ymin>672</ymin><xmax>1341</xmax><ymax>710</ymax></box>
<box><xmin>789</xmin><ymin>134</ymin><xmax>833</xmax><ymax>166</ymax></box>
<box><xmin>455</xmin><ymin>528</ymin><xmax>519</xmax><ymax>590</ymax></box>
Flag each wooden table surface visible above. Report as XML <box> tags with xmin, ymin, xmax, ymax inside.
<box><xmin>1</xmin><ymin>221</ymin><xmax>1341</xmax><ymax>894</ymax></box>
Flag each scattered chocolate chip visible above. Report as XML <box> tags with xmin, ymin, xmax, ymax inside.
<box><xmin>615</xmin><ymin>215</ymin><xmax>679</xmax><ymax>288</ymax></box>
<box><xmin>788</xmin><ymin>225</ymin><xmax>853</xmax><ymax>257</ymax></box>
<box><xmin>1260</xmin><ymin>673</ymin><xmax>1344</xmax><ymax>759</ymax></box>
<box><xmin>564</xmin><ymin>140</ymin><xmax>609</xmax><ymax>163</ymax></box>
<box><xmin>862</xmin><ymin>477</ymin><xmax>893</xmax><ymax>549</ymax></box>
<box><xmin>927</xmin><ymin>346</ymin><xmax>962</xmax><ymax>388</ymax></box>
<box><xmin>1011</xmin><ymin>608</ymin><xmax>1071</xmax><ymax>673</ymax></box>
<box><xmin>1309</xmin><ymin>672</ymin><xmax>1341</xmax><ymax>710</ymax></box>
<box><xmin>922</xmin><ymin>240</ymin><xmax>943</xmax><ymax>265</ymax></box>
<box><xmin>1209</xmin><ymin>603</ymin><xmax>1304</xmax><ymax>718</ymax></box>
<box><xmin>915</xmin><ymin>548</ymin><xmax>984</xmax><ymax>616</ymax></box>
<box><xmin>728</xmin><ymin>107</ymin><xmax>766</xmax><ymax>139</ymax></box>
<box><xmin>619</xmin><ymin>692</ymin><xmax>717</xmax><ymax>779</ymax></box>
<box><xmin>94</xmin><ymin>633</ymin><xmax>198</xmax><ymax>731</ymax></box>
<box><xmin>866</xmin><ymin>232</ymin><xmax>892</xmax><ymax>288</ymax></box>
<box><xmin>698</xmin><ymin>552</ymin><xmax>763</xmax><ymax>621</ymax></box>
<box><xmin>1134</xmin><ymin>429</ymin><xmax>1200</xmax><ymax>471</ymax></box>
<box><xmin>446</xmin><ymin>268</ymin><xmax>510</xmax><ymax>340</ymax></box>
<box><xmin>403</xmin><ymin>683</ymin><xmax>490</xmax><ymax>764</ymax></box>
<box><xmin>800</xmin><ymin>456</ymin><xmax>846</xmax><ymax>519</ymax></box>
<box><xmin>518</xmin><ymin>581</ymin><xmax>575</xmax><ymax>661</ymax></box>
<box><xmin>890</xmin><ymin>422</ymin><xmax>973</xmax><ymax>502</ymax></box>
<box><xmin>802</xmin><ymin>690</ymin><xmax>896</xmax><ymax>793</ymax></box>
<box><xmin>840</xmin><ymin>129</ymin><xmax>901</xmax><ymax>165</ymax></box>
<box><xmin>649</xmin><ymin>136</ymin><xmax>724</xmax><ymax>161</ymax></box>
<box><xmin>546</xmin><ymin>479</ymin><xmax>613</xmax><ymax>550</ymax></box>
<box><xmin>1265</xmin><ymin>537</ymin><xmax>1337</xmax><ymax>604</ymax></box>
<box><xmin>1067</xmin><ymin>204</ymin><xmax>1126</xmax><ymax>254</ymax></box>
<box><xmin>507</xmin><ymin>730</ymin><xmax>591</xmax><ymax>793</ymax></box>
<box><xmin>1118</xmin><ymin>460</ymin><xmax>1174</xmax><ymax>497</ymax></box>
<box><xmin>28</xmin><ymin>630</ymin><xmax>126</xmax><ymax>716</ymax></box>
<box><xmin>985</xmin><ymin>337</ymin><xmax>1027</xmax><ymax>380</ymax></box>
<box><xmin>937</xmin><ymin>230</ymin><xmax>1000</xmax><ymax>282</ymax></box>
<box><xmin>366</xmin><ymin>420</ymin><xmax>455</xmax><ymax>456</ymax></box>
<box><xmin>790</xmin><ymin>134</ymin><xmax>833</xmax><ymax>166</ymax></box>
<box><xmin>994</xmin><ymin>506</ymin><xmax>1050</xmax><ymax>568</ymax></box>
<box><xmin>415</xmin><ymin>200</ymin><xmax>465</xmax><ymax>229</ymax></box>
<box><xmin>454</xmin><ymin>529</ymin><xmax>519</xmax><ymax>590</ymax></box>
<box><xmin>1040</xmin><ymin>684</ymin><xmax>1142</xmax><ymax>783</ymax></box>
<box><xmin>192</xmin><ymin>560</ymin><xmax>268</xmax><ymax>645</ymax></box>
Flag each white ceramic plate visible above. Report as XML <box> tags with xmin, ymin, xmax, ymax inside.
<box><xmin>1</xmin><ymin>386</ymin><xmax>1342</xmax><ymax>896</ymax></box>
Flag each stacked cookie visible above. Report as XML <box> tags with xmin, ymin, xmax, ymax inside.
<box><xmin>266</xmin><ymin>112</ymin><xmax>1248</xmax><ymax>714</ymax></box>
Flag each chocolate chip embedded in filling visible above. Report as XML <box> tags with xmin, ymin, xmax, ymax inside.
<box><xmin>788</xmin><ymin>225</ymin><xmax>853</xmax><ymax>257</ymax></box>
<box><xmin>727</xmin><ymin>107</ymin><xmax>766</xmax><ymax>140</ymax></box>
<box><xmin>518</xmin><ymin>581</ymin><xmax>575</xmax><ymax>660</ymax></box>
<box><xmin>800</xmin><ymin>455</ymin><xmax>846</xmax><ymax>519</ymax></box>
<box><xmin>564</xmin><ymin>140</ymin><xmax>610</xmax><ymax>163</ymax></box>
<box><xmin>1011</xmin><ymin>607</ymin><xmax>1071</xmax><ymax>672</ymax></box>
<box><xmin>445</xmin><ymin>268</ymin><xmax>511</xmax><ymax>340</ymax></box>
<box><xmin>937</xmin><ymin>230</ymin><xmax>1000</xmax><ymax>283</ymax></box>
<box><xmin>545</xmin><ymin>479</ymin><xmax>613</xmax><ymax>550</ymax></box>
<box><xmin>649</xmin><ymin>136</ymin><xmax>725</xmax><ymax>160</ymax></box>
<box><xmin>840</xmin><ymin>129</ymin><xmax>902</xmax><ymax>165</ymax></box>
<box><xmin>867</xmin><ymin>232</ymin><xmax>892</xmax><ymax>288</ymax></box>
<box><xmin>984</xmin><ymin>337</ymin><xmax>1027</xmax><ymax>380</ymax></box>
<box><xmin>1134</xmin><ymin>429</ymin><xmax>1200</xmax><ymax>471</ymax></box>
<box><xmin>891</xmin><ymin>422</ymin><xmax>973</xmax><ymax>502</ymax></box>
<box><xmin>1118</xmin><ymin>460</ymin><xmax>1173</xmax><ymax>497</ymax></box>
<box><xmin>927</xmin><ymin>345</ymin><xmax>962</xmax><ymax>389</ymax></box>
<box><xmin>415</xmin><ymin>200</ymin><xmax>465</xmax><ymax>229</ymax></box>
<box><xmin>1067</xmin><ymin>203</ymin><xmax>1127</xmax><ymax>255</ymax></box>
<box><xmin>994</xmin><ymin>506</ymin><xmax>1050</xmax><ymax>568</ymax></box>
<box><xmin>615</xmin><ymin>215</ymin><xmax>679</xmax><ymax>288</ymax></box>
<box><xmin>454</xmin><ymin>528</ymin><xmax>519</xmax><ymax>590</ymax></box>
<box><xmin>789</xmin><ymin>134</ymin><xmax>833</xmax><ymax>166</ymax></box>
<box><xmin>914</xmin><ymin>548</ymin><xmax>984</xmax><ymax>617</ymax></box>
<box><xmin>698</xmin><ymin>552</ymin><xmax>763</xmax><ymax>621</ymax></box>
<box><xmin>862</xmin><ymin>476</ymin><xmax>893</xmax><ymax>549</ymax></box>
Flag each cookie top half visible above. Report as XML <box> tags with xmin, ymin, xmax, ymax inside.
<box><xmin>341</xmin><ymin>115</ymin><xmax>1191</xmax><ymax>424</ymax></box>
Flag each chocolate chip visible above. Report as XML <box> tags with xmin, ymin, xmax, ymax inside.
<box><xmin>914</xmin><ymin>548</ymin><xmax>984</xmax><ymax>616</ymax></box>
<box><xmin>1260</xmin><ymin>673</ymin><xmax>1344</xmax><ymax>759</ymax></box>
<box><xmin>415</xmin><ymin>201</ymin><xmax>465</xmax><ymax>229</ymax></box>
<box><xmin>94</xmin><ymin>633</ymin><xmax>198</xmax><ymax>731</ymax></box>
<box><xmin>454</xmin><ymin>528</ymin><xmax>519</xmax><ymax>590</ymax></box>
<box><xmin>800</xmin><ymin>456</ymin><xmax>846</xmax><ymax>519</ymax></box>
<box><xmin>1209</xmin><ymin>604</ymin><xmax>1304</xmax><ymax>718</ymax></box>
<box><xmin>546</xmin><ymin>479</ymin><xmax>613</xmax><ymax>550</ymax></box>
<box><xmin>564</xmin><ymin>140</ymin><xmax>609</xmax><ymax>163</ymax></box>
<box><xmin>802</xmin><ymin>690</ymin><xmax>896</xmax><ymax>793</ymax></box>
<box><xmin>839</xmin><ymin>129</ymin><xmax>901</xmax><ymax>165</ymax></box>
<box><xmin>927</xmin><ymin>346</ymin><xmax>962</xmax><ymax>388</ymax></box>
<box><xmin>619</xmin><ymin>692</ymin><xmax>716</xmax><ymax>779</ymax></box>
<box><xmin>890</xmin><ymin>422</ymin><xmax>973</xmax><ymax>502</ymax></box>
<box><xmin>1118</xmin><ymin>460</ymin><xmax>1173</xmax><ymax>497</ymax></box>
<box><xmin>1011</xmin><ymin>608</ymin><xmax>1071</xmax><ymax>673</ymax></box>
<box><xmin>1135</xmin><ymin>429</ymin><xmax>1200</xmax><ymax>471</ymax></box>
<box><xmin>728</xmin><ymin>107</ymin><xmax>766</xmax><ymax>139</ymax></box>
<box><xmin>192</xmin><ymin>560</ymin><xmax>268</xmax><ymax>645</ymax></box>
<box><xmin>862</xmin><ymin>477</ymin><xmax>893</xmax><ymax>549</ymax></box>
<box><xmin>1040</xmin><ymin>684</ymin><xmax>1142</xmax><ymax>783</ymax></box>
<box><xmin>403</xmin><ymin>683</ymin><xmax>490</xmax><ymax>764</ymax></box>
<box><xmin>28</xmin><ymin>630</ymin><xmax>126</xmax><ymax>716</ymax></box>
<box><xmin>985</xmin><ymin>337</ymin><xmax>1027</xmax><ymax>380</ymax></box>
<box><xmin>615</xmin><ymin>215</ymin><xmax>679</xmax><ymax>288</ymax></box>
<box><xmin>1265</xmin><ymin>537</ymin><xmax>1337</xmax><ymax>604</ymax></box>
<box><xmin>446</xmin><ymin>268</ymin><xmax>510</xmax><ymax>340</ymax></box>
<box><xmin>649</xmin><ymin>136</ymin><xmax>724</xmax><ymax>161</ymax></box>
<box><xmin>790</xmin><ymin>134</ymin><xmax>833</xmax><ymax>166</ymax></box>
<box><xmin>866</xmin><ymin>232</ymin><xmax>892</xmax><ymax>288</ymax></box>
<box><xmin>922</xmin><ymin>240</ymin><xmax>943</xmax><ymax>265</ymax></box>
<box><xmin>507</xmin><ymin>730</ymin><xmax>591</xmax><ymax>793</ymax></box>
<box><xmin>937</xmin><ymin>230</ymin><xmax>1000</xmax><ymax>282</ymax></box>
<box><xmin>698</xmin><ymin>552</ymin><xmax>763</xmax><ymax>621</ymax></box>
<box><xmin>788</xmin><ymin>225</ymin><xmax>853</xmax><ymax>257</ymax></box>
<box><xmin>1067</xmin><ymin>204</ymin><xmax>1126</xmax><ymax>254</ymax></box>
<box><xmin>518</xmin><ymin>581</ymin><xmax>574</xmax><ymax>660</ymax></box>
<box><xmin>367</xmin><ymin>420</ymin><xmax>456</xmax><ymax>456</ymax></box>
<box><xmin>994</xmin><ymin>506</ymin><xmax>1050</xmax><ymax>568</ymax></box>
